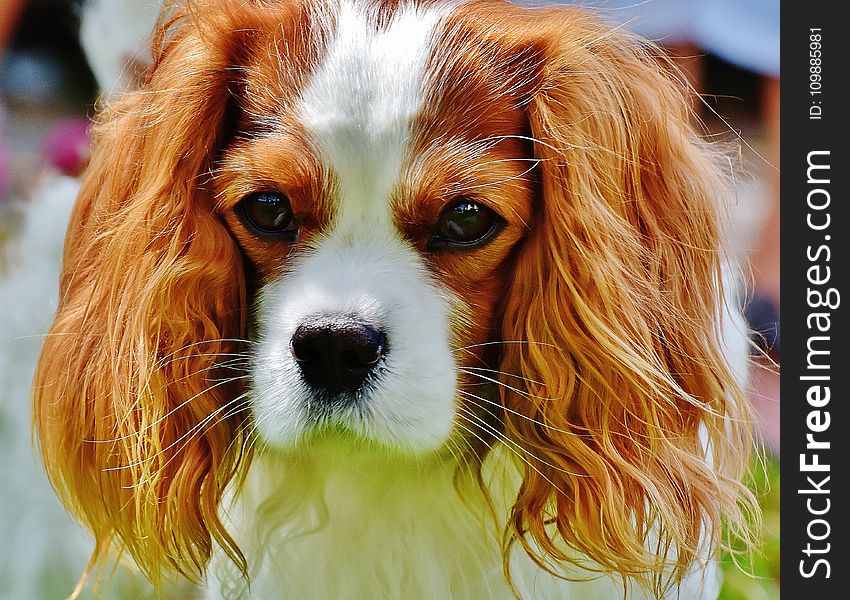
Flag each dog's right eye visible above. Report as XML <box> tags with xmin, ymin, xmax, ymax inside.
<box><xmin>428</xmin><ymin>197</ymin><xmax>503</xmax><ymax>251</ymax></box>
<box><xmin>240</xmin><ymin>192</ymin><xmax>296</xmax><ymax>237</ymax></box>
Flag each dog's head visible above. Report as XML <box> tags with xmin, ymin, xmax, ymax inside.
<box><xmin>34</xmin><ymin>0</ymin><xmax>755</xmax><ymax>591</ymax></box>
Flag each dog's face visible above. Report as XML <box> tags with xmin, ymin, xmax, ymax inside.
<box><xmin>33</xmin><ymin>0</ymin><xmax>755</xmax><ymax>590</ymax></box>
<box><xmin>217</xmin><ymin>1</ymin><xmax>534</xmax><ymax>451</ymax></box>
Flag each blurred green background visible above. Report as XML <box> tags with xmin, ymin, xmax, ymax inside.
<box><xmin>720</xmin><ymin>455</ymin><xmax>781</xmax><ymax>600</ymax></box>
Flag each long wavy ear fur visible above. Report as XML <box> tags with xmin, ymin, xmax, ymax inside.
<box><xmin>32</xmin><ymin>3</ymin><xmax>253</xmax><ymax>586</ymax></box>
<box><xmin>497</xmin><ymin>7</ymin><xmax>758</xmax><ymax>593</ymax></box>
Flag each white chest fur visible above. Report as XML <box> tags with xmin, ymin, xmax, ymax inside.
<box><xmin>206</xmin><ymin>444</ymin><xmax>719</xmax><ymax>600</ymax></box>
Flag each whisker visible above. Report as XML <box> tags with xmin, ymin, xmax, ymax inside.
<box><xmin>450</xmin><ymin>161</ymin><xmax>540</xmax><ymax>194</ymax></box>
<box><xmin>159</xmin><ymin>357</ymin><xmax>250</xmax><ymax>387</ymax></box>
<box><xmin>125</xmin><ymin>397</ymin><xmax>254</xmax><ymax>489</ymax></box>
<box><xmin>460</xmin><ymin>366</ymin><xmax>545</xmax><ymax>386</ymax></box>
<box><xmin>458</xmin><ymin>368</ymin><xmax>557</xmax><ymax>401</ymax></box>
<box><xmin>453</xmin><ymin>340</ymin><xmax>559</xmax><ymax>352</ymax></box>
<box><xmin>158</xmin><ymin>352</ymin><xmax>251</xmax><ymax>371</ymax></box>
<box><xmin>476</xmin><ymin>134</ymin><xmax>567</xmax><ymax>154</ymax></box>
<box><xmin>90</xmin><ymin>376</ymin><xmax>249</xmax><ymax>444</ymax></box>
<box><xmin>458</xmin><ymin>390</ymin><xmax>584</xmax><ymax>438</ymax></box>
<box><xmin>113</xmin><ymin>393</ymin><xmax>253</xmax><ymax>475</ymax></box>
<box><xmin>208</xmin><ymin>359</ymin><xmax>251</xmax><ymax>374</ymax></box>
<box><xmin>457</xmin><ymin>407</ymin><xmax>586</xmax><ymax>480</ymax></box>
<box><xmin>241</xmin><ymin>404</ymin><xmax>282</xmax><ymax>459</ymax></box>
<box><xmin>236</xmin><ymin>380</ymin><xmax>288</xmax><ymax>459</ymax></box>
<box><xmin>154</xmin><ymin>338</ymin><xmax>254</xmax><ymax>368</ymax></box>
<box><xmin>454</xmin><ymin>417</ymin><xmax>577</xmax><ymax>503</ymax></box>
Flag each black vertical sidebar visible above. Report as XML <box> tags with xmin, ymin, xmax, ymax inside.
<box><xmin>781</xmin><ymin>2</ymin><xmax>848</xmax><ymax>597</ymax></box>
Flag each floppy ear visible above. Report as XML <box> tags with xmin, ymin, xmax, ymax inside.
<box><xmin>33</xmin><ymin>6</ymin><xmax>252</xmax><ymax>586</ymax></box>
<box><xmin>498</xmin><ymin>8</ymin><xmax>756</xmax><ymax>590</ymax></box>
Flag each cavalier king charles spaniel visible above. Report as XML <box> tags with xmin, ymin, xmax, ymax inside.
<box><xmin>33</xmin><ymin>0</ymin><xmax>757</xmax><ymax>598</ymax></box>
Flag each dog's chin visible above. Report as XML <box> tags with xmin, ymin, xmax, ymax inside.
<box><xmin>258</xmin><ymin>424</ymin><xmax>454</xmax><ymax>463</ymax></box>
<box><xmin>250</xmin><ymin>389</ymin><xmax>458</xmax><ymax>458</ymax></box>
<box><xmin>275</xmin><ymin>424</ymin><xmax>451</xmax><ymax>463</ymax></box>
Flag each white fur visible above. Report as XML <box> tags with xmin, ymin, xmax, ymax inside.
<box><xmin>251</xmin><ymin>237</ymin><xmax>458</xmax><ymax>451</ymax></box>
<box><xmin>298</xmin><ymin>0</ymin><xmax>448</xmax><ymax>193</ymax></box>
<box><xmin>251</xmin><ymin>0</ymin><xmax>458</xmax><ymax>453</ymax></box>
<box><xmin>208</xmin><ymin>444</ymin><xmax>720</xmax><ymax>600</ymax></box>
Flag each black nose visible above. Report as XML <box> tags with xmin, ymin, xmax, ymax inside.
<box><xmin>290</xmin><ymin>316</ymin><xmax>387</xmax><ymax>394</ymax></box>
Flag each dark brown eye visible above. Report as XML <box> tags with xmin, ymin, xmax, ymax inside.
<box><xmin>429</xmin><ymin>197</ymin><xmax>502</xmax><ymax>250</ymax></box>
<box><xmin>240</xmin><ymin>192</ymin><xmax>295</xmax><ymax>236</ymax></box>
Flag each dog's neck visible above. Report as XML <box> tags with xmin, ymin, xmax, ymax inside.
<box><xmin>211</xmin><ymin>440</ymin><xmax>502</xmax><ymax>598</ymax></box>
<box><xmin>207</xmin><ymin>441</ymin><xmax>718</xmax><ymax>599</ymax></box>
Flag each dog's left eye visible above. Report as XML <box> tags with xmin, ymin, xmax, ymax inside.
<box><xmin>429</xmin><ymin>197</ymin><xmax>503</xmax><ymax>251</ymax></box>
<box><xmin>239</xmin><ymin>191</ymin><xmax>296</xmax><ymax>237</ymax></box>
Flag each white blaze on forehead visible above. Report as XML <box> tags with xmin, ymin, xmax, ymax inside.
<box><xmin>252</xmin><ymin>1</ymin><xmax>461</xmax><ymax>452</ymax></box>
<box><xmin>299</xmin><ymin>0</ymin><xmax>450</xmax><ymax>226</ymax></box>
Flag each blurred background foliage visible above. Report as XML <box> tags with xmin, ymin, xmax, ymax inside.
<box><xmin>720</xmin><ymin>455</ymin><xmax>780</xmax><ymax>600</ymax></box>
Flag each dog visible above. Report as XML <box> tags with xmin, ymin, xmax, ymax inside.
<box><xmin>32</xmin><ymin>1</ymin><xmax>757</xmax><ymax>598</ymax></box>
